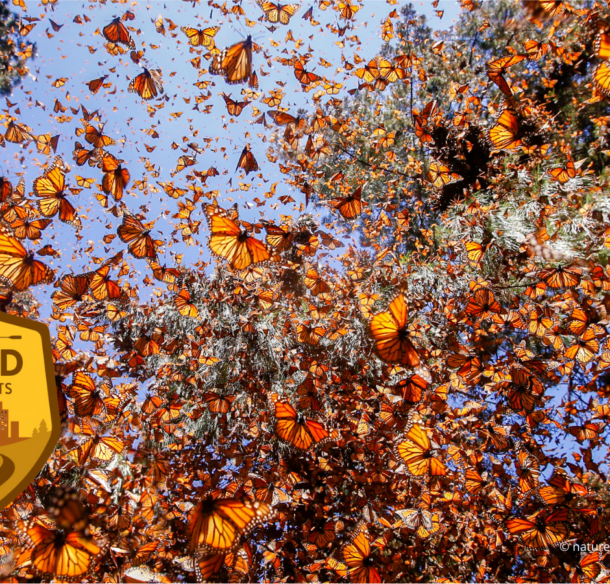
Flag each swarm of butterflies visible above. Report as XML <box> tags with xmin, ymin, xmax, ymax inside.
<box><xmin>1</xmin><ymin>0</ymin><xmax>610</xmax><ymax>582</ymax></box>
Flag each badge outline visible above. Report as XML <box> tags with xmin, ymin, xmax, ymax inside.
<box><xmin>0</xmin><ymin>312</ymin><xmax>59</xmax><ymax>510</ymax></box>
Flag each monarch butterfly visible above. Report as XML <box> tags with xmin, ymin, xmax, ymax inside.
<box><xmin>257</xmin><ymin>1</ymin><xmax>299</xmax><ymax>24</ymax></box>
<box><xmin>297</xmin><ymin>322</ymin><xmax>326</xmax><ymax>345</ymax></box>
<box><xmin>77</xmin><ymin>433</ymin><xmax>125</xmax><ymax>466</ymax></box>
<box><xmin>297</xmin><ymin>378</ymin><xmax>321</xmax><ymax>411</ymax></box>
<box><xmin>211</xmin><ymin>36</ymin><xmax>253</xmax><ymax>85</ymax></box>
<box><xmin>221</xmin><ymin>93</ymin><xmax>250</xmax><ymax>116</ymax></box>
<box><xmin>489</xmin><ymin>109</ymin><xmax>521</xmax><ymax>151</ymax></box>
<box><xmin>148</xmin><ymin>260</ymin><xmax>180</xmax><ymax>284</ymax></box>
<box><xmin>330</xmin><ymin>186</ymin><xmax>362</xmax><ymax>219</ymax></box>
<box><xmin>538</xmin><ymin>471</ymin><xmax>588</xmax><ymax>506</ymax></box>
<box><xmin>524</xmin><ymin>39</ymin><xmax>549</xmax><ymax>60</ymax></box>
<box><xmin>5</xmin><ymin>120</ymin><xmax>36</xmax><ymax>144</ymax></box>
<box><xmin>43</xmin><ymin>486</ymin><xmax>89</xmax><ymax>532</ymax></box>
<box><xmin>395</xmin><ymin>508</ymin><xmax>442</xmax><ymax>538</ymax></box>
<box><xmin>263</xmin><ymin>222</ymin><xmax>294</xmax><ymax>252</ymax></box>
<box><xmin>117</xmin><ymin>214</ymin><xmax>159</xmax><ymax>259</ymax></box>
<box><xmin>203</xmin><ymin>203</ymin><xmax>270</xmax><ymax>270</ymax></box>
<box><xmin>102</xmin><ymin>16</ymin><xmax>135</xmax><ymax>49</ymax></box>
<box><xmin>342</xmin><ymin>524</ymin><xmax>381</xmax><ymax>584</ymax></box>
<box><xmin>595</xmin><ymin>28</ymin><xmax>610</xmax><ymax>60</ymax></box>
<box><xmin>0</xmin><ymin>176</ymin><xmax>12</xmax><ymax>203</ymax></box>
<box><xmin>465</xmin><ymin>288</ymin><xmax>503</xmax><ymax>319</ymax></box>
<box><xmin>304</xmin><ymin>268</ymin><xmax>329</xmax><ymax>296</ymax></box>
<box><xmin>0</xmin><ymin>234</ymin><xmax>54</xmax><ymax>290</ymax></box>
<box><xmin>188</xmin><ymin>492</ymin><xmax>273</xmax><ymax>554</ymax></box>
<box><xmin>181</xmin><ymin>25</ymin><xmax>219</xmax><ymax>47</ymax></box>
<box><xmin>275</xmin><ymin>401</ymin><xmax>329</xmax><ymax>450</ymax></box>
<box><xmin>537</xmin><ymin>264</ymin><xmax>582</xmax><ymax>288</ymax></box>
<box><xmin>528</xmin><ymin>307</ymin><xmax>553</xmax><ymax>337</ymax></box>
<box><xmin>174</xmin><ymin>288</ymin><xmax>198</xmax><ymax>317</ymax></box>
<box><xmin>502</xmin><ymin>370</ymin><xmax>540</xmax><ymax>414</ymax></box>
<box><xmin>73</xmin><ymin>141</ymin><xmax>98</xmax><ymax>167</ymax></box>
<box><xmin>465</xmin><ymin>468</ymin><xmax>492</xmax><ymax>495</ymax></box>
<box><xmin>87</xmin><ymin>265</ymin><xmax>122</xmax><ymax>301</ymax></box>
<box><xmin>86</xmin><ymin>75</ymin><xmax>108</xmax><ymax>94</ymax></box>
<box><xmin>36</xmin><ymin>133</ymin><xmax>60</xmax><ymax>155</ymax></box>
<box><xmin>486</xmin><ymin>55</ymin><xmax>525</xmax><ymax>97</ymax></box>
<box><xmin>516</xmin><ymin>450</ymin><xmax>540</xmax><ymax>495</ymax></box>
<box><xmin>135</xmin><ymin>333</ymin><xmax>161</xmax><ymax>357</ymax></box>
<box><xmin>203</xmin><ymin>392</ymin><xmax>236</xmax><ymax>414</ymax></box>
<box><xmin>338</xmin><ymin>0</ymin><xmax>360</xmax><ymax>20</ymax></box>
<box><xmin>426</xmin><ymin>161</ymin><xmax>461</xmax><ymax>188</ymax></box>
<box><xmin>33</xmin><ymin>157</ymin><xmax>81</xmax><ymax>229</ymax></box>
<box><xmin>129</xmin><ymin>68</ymin><xmax>164</xmax><ymax>100</ymax></box>
<box><xmin>84</xmin><ymin>125</ymin><xmax>114</xmax><ymax>149</ymax></box>
<box><xmin>379</xmin><ymin>59</ymin><xmax>406</xmax><ymax>83</ymax></box>
<box><xmin>267</xmin><ymin>110</ymin><xmax>305</xmax><ymax>129</ymax></box>
<box><xmin>236</xmin><ymin>145</ymin><xmax>259</xmax><ymax>175</ymax></box>
<box><xmin>27</xmin><ymin>520</ymin><xmax>102</xmax><ymax>580</ymax></box>
<box><xmin>568</xmin><ymin>422</ymin><xmax>605</xmax><ymax>442</ymax></box>
<box><xmin>68</xmin><ymin>372</ymin><xmax>106</xmax><ymax>418</ymax></box>
<box><xmin>370</xmin><ymin>294</ymin><xmax>420</xmax><ymax>367</ymax></box>
<box><xmin>395</xmin><ymin>424</ymin><xmax>447</xmax><ymax>479</ymax></box>
<box><xmin>570</xmin><ymin>551</ymin><xmax>603</xmax><ymax>583</ymax></box>
<box><xmin>293</xmin><ymin>60</ymin><xmax>321</xmax><ymax>85</ymax></box>
<box><xmin>100</xmin><ymin>152</ymin><xmax>130</xmax><ymax>201</ymax></box>
<box><xmin>394</xmin><ymin>374</ymin><xmax>428</xmax><ymax>404</ymax></box>
<box><xmin>522</xmin><ymin>0</ymin><xmax>565</xmax><ymax>20</ymax></box>
<box><xmin>10</xmin><ymin>214</ymin><xmax>52</xmax><ymax>240</ymax></box>
<box><xmin>55</xmin><ymin>326</ymin><xmax>77</xmax><ymax>362</ymax></box>
<box><xmin>549</xmin><ymin>160</ymin><xmax>575</xmax><ymax>183</ymax></box>
<box><xmin>505</xmin><ymin>508</ymin><xmax>569</xmax><ymax>549</ymax></box>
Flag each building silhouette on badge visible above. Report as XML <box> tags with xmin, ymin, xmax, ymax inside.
<box><xmin>0</xmin><ymin>402</ymin><xmax>28</xmax><ymax>446</ymax></box>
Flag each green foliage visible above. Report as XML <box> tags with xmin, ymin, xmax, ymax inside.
<box><xmin>0</xmin><ymin>0</ymin><xmax>35</xmax><ymax>95</ymax></box>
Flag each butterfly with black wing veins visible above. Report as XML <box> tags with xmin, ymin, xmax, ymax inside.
<box><xmin>203</xmin><ymin>203</ymin><xmax>270</xmax><ymax>270</ymax></box>
<box><xmin>210</xmin><ymin>36</ymin><xmax>253</xmax><ymax>85</ymax></box>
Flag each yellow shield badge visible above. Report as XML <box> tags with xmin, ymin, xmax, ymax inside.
<box><xmin>0</xmin><ymin>313</ymin><xmax>59</xmax><ymax>509</ymax></box>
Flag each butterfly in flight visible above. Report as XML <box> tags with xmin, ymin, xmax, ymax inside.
<box><xmin>129</xmin><ymin>68</ymin><xmax>164</xmax><ymax>100</ymax></box>
<box><xmin>257</xmin><ymin>1</ymin><xmax>300</xmax><ymax>24</ymax></box>
<box><xmin>33</xmin><ymin>156</ymin><xmax>81</xmax><ymax>229</ymax></box>
<box><xmin>489</xmin><ymin>109</ymin><xmax>521</xmax><ymax>151</ymax></box>
<box><xmin>221</xmin><ymin>93</ymin><xmax>250</xmax><ymax>116</ymax></box>
<box><xmin>102</xmin><ymin>16</ymin><xmax>135</xmax><ymax>49</ymax></box>
<box><xmin>210</xmin><ymin>36</ymin><xmax>253</xmax><ymax>85</ymax></box>
<box><xmin>181</xmin><ymin>25</ymin><xmax>219</xmax><ymax>47</ymax></box>
<box><xmin>100</xmin><ymin>151</ymin><xmax>130</xmax><ymax>200</ymax></box>
<box><xmin>236</xmin><ymin>144</ymin><xmax>259</xmax><ymax>175</ymax></box>
<box><xmin>203</xmin><ymin>203</ymin><xmax>270</xmax><ymax>270</ymax></box>
<box><xmin>0</xmin><ymin>234</ymin><xmax>54</xmax><ymax>290</ymax></box>
<box><xmin>117</xmin><ymin>214</ymin><xmax>159</xmax><ymax>259</ymax></box>
<box><xmin>293</xmin><ymin>59</ymin><xmax>321</xmax><ymax>85</ymax></box>
<box><xmin>330</xmin><ymin>186</ymin><xmax>363</xmax><ymax>219</ymax></box>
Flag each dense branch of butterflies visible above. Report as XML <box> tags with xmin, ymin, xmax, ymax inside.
<box><xmin>1</xmin><ymin>0</ymin><xmax>610</xmax><ymax>582</ymax></box>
